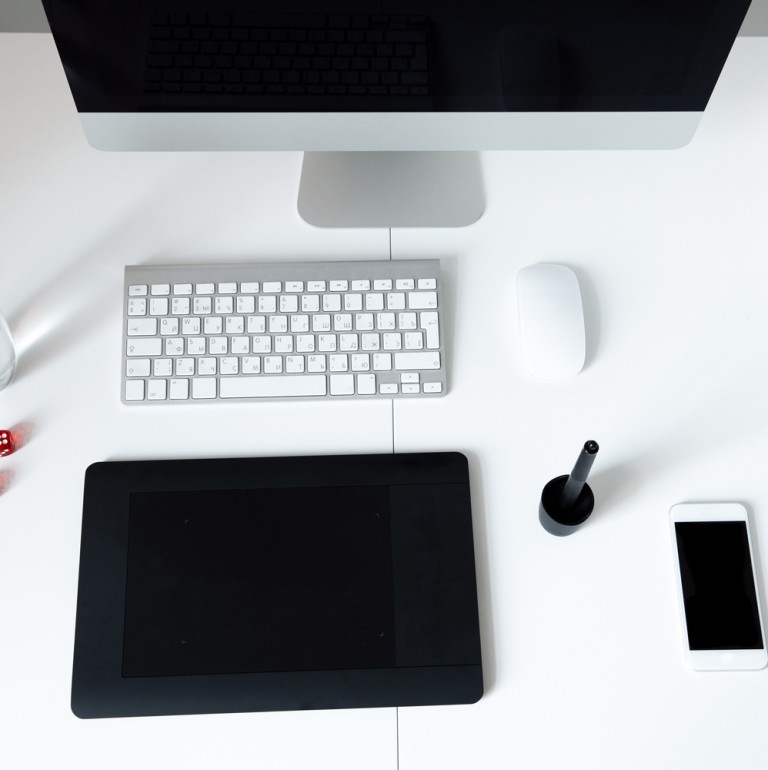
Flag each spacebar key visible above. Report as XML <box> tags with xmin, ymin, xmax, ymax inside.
<box><xmin>220</xmin><ymin>375</ymin><xmax>327</xmax><ymax>398</ymax></box>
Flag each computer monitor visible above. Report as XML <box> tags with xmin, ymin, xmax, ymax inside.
<box><xmin>41</xmin><ymin>1</ymin><xmax>753</xmax><ymax>227</ymax></box>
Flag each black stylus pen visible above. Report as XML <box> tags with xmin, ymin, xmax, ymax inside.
<box><xmin>558</xmin><ymin>440</ymin><xmax>600</xmax><ymax>510</ymax></box>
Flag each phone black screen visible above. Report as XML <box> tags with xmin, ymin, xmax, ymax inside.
<box><xmin>675</xmin><ymin>521</ymin><xmax>764</xmax><ymax>650</ymax></box>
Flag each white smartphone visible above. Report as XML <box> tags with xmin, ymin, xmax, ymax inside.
<box><xmin>669</xmin><ymin>503</ymin><xmax>767</xmax><ymax>671</ymax></box>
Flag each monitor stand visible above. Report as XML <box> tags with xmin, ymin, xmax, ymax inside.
<box><xmin>297</xmin><ymin>151</ymin><xmax>485</xmax><ymax>228</ymax></box>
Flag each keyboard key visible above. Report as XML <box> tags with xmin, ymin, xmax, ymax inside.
<box><xmin>242</xmin><ymin>357</ymin><xmax>261</xmax><ymax>374</ymax></box>
<box><xmin>219</xmin><ymin>357</ymin><xmax>239</xmax><ymax>375</ymax></box>
<box><xmin>171</xmin><ymin>298</ymin><xmax>190</xmax><ymax>315</ymax></box>
<box><xmin>377</xmin><ymin>312</ymin><xmax>396</xmax><ymax>330</ymax></box>
<box><xmin>373</xmin><ymin>353</ymin><xmax>391</xmax><ymax>370</ymax></box>
<box><xmin>357</xmin><ymin>374</ymin><xmax>376</xmax><ymax>394</ymax></box>
<box><xmin>330</xmin><ymin>374</ymin><xmax>354</xmax><ymax>395</ymax></box>
<box><xmin>192</xmin><ymin>378</ymin><xmax>216</xmax><ymax>398</ymax></box>
<box><xmin>197</xmin><ymin>358</ymin><xmax>216</xmax><ymax>375</ymax></box>
<box><xmin>126</xmin><ymin>359</ymin><xmax>151</xmax><ymax>377</ymax></box>
<box><xmin>150</xmin><ymin>298</ymin><xmax>169</xmax><ymax>315</ymax></box>
<box><xmin>231</xmin><ymin>336</ymin><xmax>250</xmax><ymax>354</ymax></box>
<box><xmin>147</xmin><ymin>379</ymin><xmax>168</xmax><ymax>400</ymax></box>
<box><xmin>194</xmin><ymin>297</ymin><xmax>213</xmax><ymax>314</ymax></box>
<box><xmin>286</xmin><ymin>355</ymin><xmax>305</xmax><ymax>373</ymax></box>
<box><xmin>323</xmin><ymin>294</ymin><xmax>342</xmax><ymax>312</ymax></box>
<box><xmin>170</xmin><ymin>378</ymin><xmax>190</xmax><ymax>399</ymax></box>
<box><xmin>127</xmin><ymin>298</ymin><xmax>147</xmax><ymax>316</ymax></box>
<box><xmin>125</xmin><ymin>380</ymin><xmax>145</xmax><ymax>400</ymax></box>
<box><xmin>215</xmin><ymin>297</ymin><xmax>234</xmax><ymax>314</ymax></box>
<box><xmin>220</xmin><ymin>375</ymin><xmax>327</xmax><ymax>398</ymax></box>
<box><xmin>344</xmin><ymin>293</ymin><xmax>363</xmax><ymax>311</ymax></box>
<box><xmin>127</xmin><ymin>318</ymin><xmax>158</xmax><ymax>336</ymax></box>
<box><xmin>161</xmin><ymin>318</ymin><xmax>179</xmax><ymax>335</ymax></box>
<box><xmin>237</xmin><ymin>296</ymin><xmax>255</xmax><ymax>313</ymax></box>
<box><xmin>394</xmin><ymin>351</ymin><xmax>440</xmax><ymax>370</ymax></box>
<box><xmin>313</xmin><ymin>315</ymin><xmax>332</xmax><ymax>332</ymax></box>
<box><xmin>408</xmin><ymin>291</ymin><xmax>437</xmax><ymax>309</ymax></box>
<box><xmin>174</xmin><ymin>358</ymin><xmax>194</xmax><ymax>376</ymax></box>
<box><xmin>302</xmin><ymin>295</ymin><xmax>321</xmax><ymax>312</ymax></box>
<box><xmin>383</xmin><ymin>333</ymin><xmax>402</xmax><ymax>350</ymax></box>
<box><xmin>339</xmin><ymin>333</ymin><xmax>358</xmax><ymax>351</ymax></box>
<box><xmin>329</xmin><ymin>354</ymin><xmax>348</xmax><ymax>372</ymax></box>
<box><xmin>420</xmin><ymin>311</ymin><xmax>440</xmax><ymax>348</ymax></box>
<box><xmin>361</xmin><ymin>333</ymin><xmax>380</xmax><ymax>351</ymax></box>
<box><xmin>404</xmin><ymin>332</ymin><xmax>424</xmax><ymax>349</ymax></box>
<box><xmin>154</xmin><ymin>359</ymin><xmax>173</xmax><ymax>376</ymax></box>
<box><xmin>307</xmin><ymin>354</ymin><xmax>326</xmax><ymax>372</ymax></box>
<box><xmin>127</xmin><ymin>338</ymin><xmax>162</xmax><ymax>356</ymax></box>
<box><xmin>356</xmin><ymin>313</ymin><xmax>374</xmax><ymax>331</ymax></box>
<box><xmin>259</xmin><ymin>296</ymin><xmax>277</xmax><ymax>313</ymax></box>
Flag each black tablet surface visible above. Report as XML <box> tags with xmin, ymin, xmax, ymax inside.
<box><xmin>72</xmin><ymin>452</ymin><xmax>483</xmax><ymax>718</ymax></box>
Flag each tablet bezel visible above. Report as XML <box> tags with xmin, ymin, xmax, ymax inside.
<box><xmin>72</xmin><ymin>452</ymin><xmax>483</xmax><ymax>718</ymax></box>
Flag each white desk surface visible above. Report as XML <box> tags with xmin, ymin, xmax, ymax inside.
<box><xmin>2</xmin><ymin>32</ymin><xmax>768</xmax><ymax>770</ymax></box>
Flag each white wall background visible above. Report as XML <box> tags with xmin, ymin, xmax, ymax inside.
<box><xmin>1</xmin><ymin>0</ymin><xmax>768</xmax><ymax>34</ymax></box>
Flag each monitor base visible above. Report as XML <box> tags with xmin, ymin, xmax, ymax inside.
<box><xmin>298</xmin><ymin>151</ymin><xmax>485</xmax><ymax>228</ymax></box>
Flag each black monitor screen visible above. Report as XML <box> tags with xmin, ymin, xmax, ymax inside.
<box><xmin>42</xmin><ymin>0</ymin><xmax>752</xmax><ymax>113</ymax></box>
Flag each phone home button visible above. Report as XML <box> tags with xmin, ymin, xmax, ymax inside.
<box><xmin>720</xmin><ymin>652</ymin><xmax>737</xmax><ymax>666</ymax></box>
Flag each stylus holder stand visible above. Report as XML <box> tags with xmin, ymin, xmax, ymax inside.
<box><xmin>539</xmin><ymin>475</ymin><xmax>594</xmax><ymax>536</ymax></box>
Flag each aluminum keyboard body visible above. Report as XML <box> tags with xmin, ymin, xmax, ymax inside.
<box><xmin>122</xmin><ymin>260</ymin><xmax>446</xmax><ymax>403</ymax></box>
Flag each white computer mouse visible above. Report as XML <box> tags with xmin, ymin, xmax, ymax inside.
<box><xmin>516</xmin><ymin>263</ymin><xmax>585</xmax><ymax>379</ymax></box>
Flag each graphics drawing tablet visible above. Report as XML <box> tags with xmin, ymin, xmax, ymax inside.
<box><xmin>72</xmin><ymin>452</ymin><xmax>483</xmax><ymax>718</ymax></box>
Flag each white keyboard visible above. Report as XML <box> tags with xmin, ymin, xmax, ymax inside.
<box><xmin>122</xmin><ymin>260</ymin><xmax>446</xmax><ymax>404</ymax></box>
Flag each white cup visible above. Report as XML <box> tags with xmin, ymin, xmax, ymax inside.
<box><xmin>0</xmin><ymin>312</ymin><xmax>16</xmax><ymax>391</ymax></box>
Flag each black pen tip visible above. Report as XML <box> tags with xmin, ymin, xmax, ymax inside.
<box><xmin>584</xmin><ymin>440</ymin><xmax>599</xmax><ymax>454</ymax></box>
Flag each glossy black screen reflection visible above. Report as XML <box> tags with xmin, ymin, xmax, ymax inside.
<box><xmin>123</xmin><ymin>485</ymin><xmax>395</xmax><ymax>677</ymax></box>
<box><xmin>675</xmin><ymin>522</ymin><xmax>764</xmax><ymax>651</ymax></box>
<box><xmin>41</xmin><ymin>0</ymin><xmax>752</xmax><ymax>113</ymax></box>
